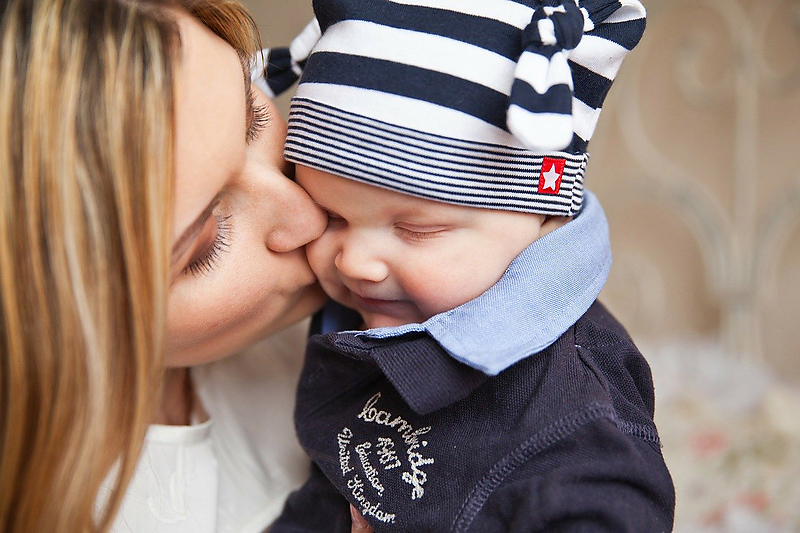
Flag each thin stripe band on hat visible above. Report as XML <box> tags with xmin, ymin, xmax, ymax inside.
<box><xmin>286</xmin><ymin>99</ymin><xmax>589</xmax><ymax>216</ymax></box>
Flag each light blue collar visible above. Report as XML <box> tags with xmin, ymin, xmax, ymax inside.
<box><xmin>319</xmin><ymin>190</ymin><xmax>611</xmax><ymax>376</ymax></box>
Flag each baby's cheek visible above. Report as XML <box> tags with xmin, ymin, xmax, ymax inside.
<box><xmin>406</xmin><ymin>251</ymin><xmax>511</xmax><ymax>317</ymax></box>
<box><xmin>405</xmin><ymin>269</ymin><xmax>483</xmax><ymax>317</ymax></box>
<box><xmin>304</xmin><ymin>235</ymin><xmax>352</xmax><ymax>304</ymax></box>
<box><xmin>304</xmin><ymin>236</ymin><xmax>334</xmax><ymax>279</ymax></box>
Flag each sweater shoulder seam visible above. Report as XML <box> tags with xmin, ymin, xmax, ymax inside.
<box><xmin>449</xmin><ymin>401</ymin><xmax>617</xmax><ymax>533</ymax></box>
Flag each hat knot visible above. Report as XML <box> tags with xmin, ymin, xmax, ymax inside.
<box><xmin>522</xmin><ymin>1</ymin><xmax>584</xmax><ymax>51</ymax></box>
<box><xmin>507</xmin><ymin>0</ymin><xmax>585</xmax><ymax>152</ymax></box>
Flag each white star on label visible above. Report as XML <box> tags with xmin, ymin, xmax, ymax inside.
<box><xmin>541</xmin><ymin>164</ymin><xmax>561</xmax><ymax>191</ymax></box>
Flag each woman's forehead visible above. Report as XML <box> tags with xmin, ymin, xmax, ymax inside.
<box><xmin>172</xmin><ymin>10</ymin><xmax>247</xmax><ymax>240</ymax></box>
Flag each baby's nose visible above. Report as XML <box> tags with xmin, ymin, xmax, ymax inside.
<box><xmin>334</xmin><ymin>241</ymin><xmax>389</xmax><ymax>283</ymax></box>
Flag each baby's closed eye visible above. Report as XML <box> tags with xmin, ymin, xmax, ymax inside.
<box><xmin>393</xmin><ymin>224</ymin><xmax>451</xmax><ymax>242</ymax></box>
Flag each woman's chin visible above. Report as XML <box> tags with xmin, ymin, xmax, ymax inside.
<box><xmin>267</xmin><ymin>281</ymin><xmax>327</xmax><ymax>333</ymax></box>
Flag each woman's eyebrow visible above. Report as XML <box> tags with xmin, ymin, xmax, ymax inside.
<box><xmin>239</xmin><ymin>53</ymin><xmax>255</xmax><ymax>142</ymax></box>
<box><xmin>170</xmin><ymin>195</ymin><xmax>221</xmax><ymax>265</ymax></box>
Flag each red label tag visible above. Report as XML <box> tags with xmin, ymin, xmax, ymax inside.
<box><xmin>538</xmin><ymin>157</ymin><xmax>565</xmax><ymax>195</ymax></box>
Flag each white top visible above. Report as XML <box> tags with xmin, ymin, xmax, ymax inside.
<box><xmin>104</xmin><ymin>320</ymin><xmax>312</xmax><ymax>533</ymax></box>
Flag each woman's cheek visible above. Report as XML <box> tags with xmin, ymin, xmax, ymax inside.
<box><xmin>166</xmin><ymin>231</ymin><xmax>289</xmax><ymax>364</ymax></box>
<box><xmin>167</xmin><ymin>271</ymin><xmax>263</xmax><ymax>349</ymax></box>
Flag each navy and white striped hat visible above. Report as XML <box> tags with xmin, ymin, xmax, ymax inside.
<box><xmin>258</xmin><ymin>0</ymin><xmax>646</xmax><ymax>216</ymax></box>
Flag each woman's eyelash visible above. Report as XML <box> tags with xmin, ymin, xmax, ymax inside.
<box><xmin>247</xmin><ymin>96</ymin><xmax>270</xmax><ymax>143</ymax></box>
<box><xmin>183</xmin><ymin>215</ymin><xmax>233</xmax><ymax>277</ymax></box>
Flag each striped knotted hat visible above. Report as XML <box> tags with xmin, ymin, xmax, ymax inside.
<box><xmin>258</xmin><ymin>0</ymin><xmax>646</xmax><ymax>216</ymax></box>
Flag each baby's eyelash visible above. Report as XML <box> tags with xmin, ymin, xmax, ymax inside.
<box><xmin>183</xmin><ymin>215</ymin><xmax>233</xmax><ymax>277</ymax></box>
<box><xmin>395</xmin><ymin>226</ymin><xmax>446</xmax><ymax>242</ymax></box>
<box><xmin>247</xmin><ymin>96</ymin><xmax>270</xmax><ymax>143</ymax></box>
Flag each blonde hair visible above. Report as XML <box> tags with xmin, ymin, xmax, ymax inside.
<box><xmin>0</xmin><ymin>0</ymin><xmax>259</xmax><ymax>531</ymax></box>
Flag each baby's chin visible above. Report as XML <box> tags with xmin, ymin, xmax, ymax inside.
<box><xmin>361</xmin><ymin>313</ymin><xmax>410</xmax><ymax>330</ymax></box>
<box><xmin>358</xmin><ymin>302</ymin><xmax>437</xmax><ymax>329</ymax></box>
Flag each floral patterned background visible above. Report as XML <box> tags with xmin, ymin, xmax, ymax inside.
<box><xmin>648</xmin><ymin>341</ymin><xmax>800</xmax><ymax>531</ymax></box>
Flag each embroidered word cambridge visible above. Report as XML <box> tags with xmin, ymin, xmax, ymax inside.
<box><xmin>358</xmin><ymin>392</ymin><xmax>435</xmax><ymax>500</ymax></box>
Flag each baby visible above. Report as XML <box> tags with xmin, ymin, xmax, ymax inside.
<box><xmin>262</xmin><ymin>0</ymin><xmax>675</xmax><ymax>531</ymax></box>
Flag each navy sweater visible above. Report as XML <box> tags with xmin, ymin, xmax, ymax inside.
<box><xmin>271</xmin><ymin>302</ymin><xmax>675</xmax><ymax>532</ymax></box>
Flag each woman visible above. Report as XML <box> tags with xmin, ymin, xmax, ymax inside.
<box><xmin>0</xmin><ymin>0</ymin><xmax>369</xmax><ymax>531</ymax></box>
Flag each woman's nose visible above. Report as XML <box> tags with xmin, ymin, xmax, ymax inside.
<box><xmin>334</xmin><ymin>235</ymin><xmax>389</xmax><ymax>284</ymax></box>
<box><xmin>264</xmin><ymin>178</ymin><xmax>327</xmax><ymax>253</ymax></box>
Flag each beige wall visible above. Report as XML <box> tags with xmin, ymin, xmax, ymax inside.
<box><xmin>245</xmin><ymin>2</ymin><xmax>313</xmax><ymax>115</ymax></box>
<box><xmin>243</xmin><ymin>0</ymin><xmax>800</xmax><ymax>378</ymax></box>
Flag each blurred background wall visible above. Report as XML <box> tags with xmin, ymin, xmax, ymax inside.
<box><xmin>243</xmin><ymin>0</ymin><xmax>800</xmax><ymax>529</ymax></box>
